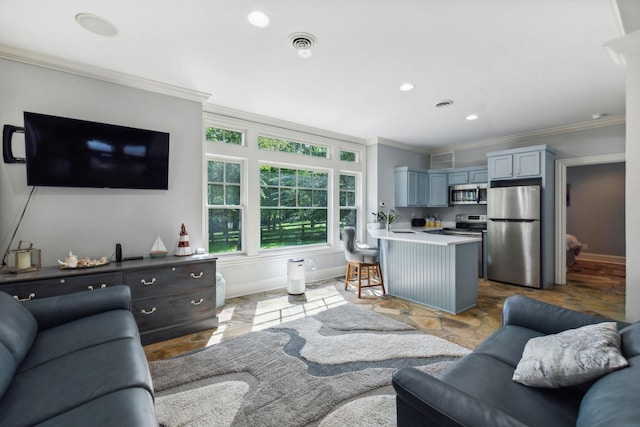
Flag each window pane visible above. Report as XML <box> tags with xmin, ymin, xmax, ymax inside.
<box><xmin>280</xmin><ymin>188</ymin><xmax>297</xmax><ymax>207</ymax></box>
<box><xmin>298</xmin><ymin>189</ymin><xmax>313</xmax><ymax>207</ymax></box>
<box><xmin>226</xmin><ymin>163</ymin><xmax>241</xmax><ymax>184</ymax></box>
<box><xmin>345</xmin><ymin>191</ymin><xmax>355</xmax><ymax>206</ymax></box>
<box><xmin>208</xmin><ymin>161</ymin><xmax>224</xmax><ymax>182</ymax></box>
<box><xmin>280</xmin><ymin>169</ymin><xmax>296</xmax><ymax>187</ymax></box>
<box><xmin>340</xmin><ymin>150</ymin><xmax>357</xmax><ymax>162</ymax></box>
<box><xmin>340</xmin><ymin>208</ymin><xmax>357</xmax><ymax>228</ymax></box>
<box><xmin>260</xmin><ymin>209</ymin><xmax>327</xmax><ymax>249</ymax></box>
<box><xmin>340</xmin><ymin>174</ymin><xmax>355</xmax><ymax>191</ymax></box>
<box><xmin>208</xmin><ymin>184</ymin><xmax>224</xmax><ymax>205</ymax></box>
<box><xmin>208</xmin><ymin>208</ymin><xmax>242</xmax><ymax>253</ymax></box>
<box><xmin>226</xmin><ymin>185</ymin><xmax>240</xmax><ymax>205</ymax></box>
<box><xmin>261</xmin><ymin>187</ymin><xmax>279</xmax><ymax>206</ymax></box>
<box><xmin>297</xmin><ymin>170</ymin><xmax>313</xmax><ymax>188</ymax></box>
<box><xmin>313</xmin><ymin>190</ymin><xmax>328</xmax><ymax>207</ymax></box>
<box><xmin>260</xmin><ymin>166</ymin><xmax>280</xmax><ymax>186</ymax></box>
<box><xmin>313</xmin><ymin>172</ymin><xmax>328</xmax><ymax>189</ymax></box>
<box><xmin>258</xmin><ymin>136</ymin><xmax>328</xmax><ymax>159</ymax></box>
<box><xmin>206</xmin><ymin>127</ymin><xmax>243</xmax><ymax>145</ymax></box>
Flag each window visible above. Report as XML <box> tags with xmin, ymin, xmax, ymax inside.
<box><xmin>258</xmin><ymin>136</ymin><xmax>328</xmax><ymax>158</ymax></box>
<box><xmin>339</xmin><ymin>149</ymin><xmax>358</xmax><ymax>163</ymax></box>
<box><xmin>260</xmin><ymin>166</ymin><xmax>328</xmax><ymax>249</ymax></box>
<box><xmin>339</xmin><ymin>173</ymin><xmax>358</xmax><ymax>234</ymax></box>
<box><xmin>206</xmin><ymin>126</ymin><xmax>243</xmax><ymax>145</ymax></box>
<box><xmin>207</xmin><ymin>160</ymin><xmax>242</xmax><ymax>253</ymax></box>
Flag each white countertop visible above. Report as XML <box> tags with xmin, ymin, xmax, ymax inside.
<box><xmin>368</xmin><ymin>228</ymin><xmax>481</xmax><ymax>246</ymax></box>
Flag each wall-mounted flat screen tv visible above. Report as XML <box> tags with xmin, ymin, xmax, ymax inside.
<box><xmin>24</xmin><ymin>112</ymin><xmax>170</xmax><ymax>190</ymax></box>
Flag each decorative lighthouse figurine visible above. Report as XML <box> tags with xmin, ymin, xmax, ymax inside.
<box><xmin>174</xmin><ymin>223</ymin><xmax>192</xmax><ymax>256</ymax></box>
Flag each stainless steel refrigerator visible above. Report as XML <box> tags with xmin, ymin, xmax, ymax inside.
<box><xmin>487</xmin><ymin>185</ymin><xmax>541</xmax><ymax>288</ymax></box>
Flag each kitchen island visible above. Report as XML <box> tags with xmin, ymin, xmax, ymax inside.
<box><xmin>368</xmin><ymin>228</ymin><xmax>480</xmax><ymax>314</ymax></box>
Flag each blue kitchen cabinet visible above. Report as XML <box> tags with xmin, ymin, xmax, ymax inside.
<box><xmin>427</xmin><ymin>172</ymin><xmax>448</xmax><ymax>207</ymax></box>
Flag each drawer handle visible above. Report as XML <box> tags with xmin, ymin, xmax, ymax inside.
<box><xmin>190</xmin><ymin>272</ymin><xmax>204</xmax><ymax>279</ymax></box>
<box><xmin>191</xmin><ymin>298</ymin><xmax>204</xmax><ymax>306</ymax></box>
<box><xmin>13</xmin><ymin>293</ymin><xmax>36</xmax><ymax>302</ymax></box>
<box><xmin>140</xmin><ymin>307</ymin><xmax>157</xmax><ymax>315</ymax></box>
<box><xmin>141</xmin><ymin>278</ymin><xmax>157</xmax><ymax>286</ymax></box>
<box><xmin>88</xmin><ymin>284</ymin><xmax>107</xmax><ymax>290</ymax></box>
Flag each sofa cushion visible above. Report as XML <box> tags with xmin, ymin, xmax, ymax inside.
<box><xmin>620</xmin><ymin>321</ymin><xmax>640</xmax><ymax>358</ymax></box>
<box><xmin>0</xmin><ymin>292</ymin><xmax>38</xmax><ymax>400</ymax></box>
<box><xmin>0</xmin><ymin>336</ymin><xmax>153</xmax><ymax>426</ymax></box>
<box><xmin>512</xmin><ymin>322</ymin><xmax>628</xmax><ymax>388</ymax></box>
<box><xmin>577</xmin><ymin>356</ymin><xmax>640</xmax><ymax>427</ymax></box>
<box><xmin>36</xmin><ymin>388</ymin><xmax>157</xmax><ymax>427</ymax></box>
<box><xmin>440</xmin><ymin>353</ymin><xmax>581</xmax><ymax>427</ymax></box>
<box><xmin>18</xmin><ymin>309</ymin><xmax>140</xmax><ymax>372</ymax></box>
<box><xmin>474</xmin><ymin>325</ymin><xmax>543</xmax><ymax>367</ymax></box>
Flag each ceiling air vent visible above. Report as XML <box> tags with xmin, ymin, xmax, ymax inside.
<box><xmin>288</xmin><ymin>32</ymin><xmax>317</xmax><ymax>58</ymax></box>
<box><xmin>431</xmin><ymin>152</ymin><xmax>455</xmax><ymax>170</ymax></box>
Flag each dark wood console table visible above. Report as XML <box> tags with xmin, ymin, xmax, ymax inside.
<box><xmin>0</xmin><ymin>254</ymin><xmax>218</xmax><ymax>345</ymax></box>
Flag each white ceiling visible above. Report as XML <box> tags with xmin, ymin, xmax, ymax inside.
<box><xmin>0</xmin><ymin>0</ymin><xmax>628</xmax><ymax>149</ymax></box>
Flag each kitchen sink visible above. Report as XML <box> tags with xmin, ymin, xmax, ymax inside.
<box><xmin>392</xmin><ymin>230</ymin><xmax>415</xmax><ymax>234</ymax></box>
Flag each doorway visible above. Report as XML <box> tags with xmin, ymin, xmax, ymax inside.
<box><xmin>555</xmin><ymin>153</ymin><xmax>626</xmax><ymax>284</ymax></box>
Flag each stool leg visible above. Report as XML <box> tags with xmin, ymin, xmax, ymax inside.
<box><xmin>376</xmin><ymin>262</ymin><xmax>385</xmax><ymax>295</ymax></box>
<box><xmin>344</xmin><ymin>263</ymin><xmax>351</xmax><ymax>290</ymax></box>
<box><xmin>357</xmin><ymin>263</ymin><xmax>362</xmax><ymax>298</ymax></box>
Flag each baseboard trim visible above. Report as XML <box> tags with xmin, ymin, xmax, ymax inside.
<box><xmin>576</xmin><ymin>253</ymin><xmax>626</xmax><ymax>265</ymax></box>
<box><xmin>225</xmin><ymin>266</ymin><xmax>346</xmax><ymax>299</ymax></box>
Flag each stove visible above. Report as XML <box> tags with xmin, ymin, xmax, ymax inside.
<box><xmin>442</xmin><ymin>214</ymin><xmax>487</xmax><ymax>236</ymax></box>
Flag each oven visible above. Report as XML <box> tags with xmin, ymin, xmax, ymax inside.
<box><xmin>442</xmin><ymin>214</ymin><xmax>487</xmax><ymax>278</ymax></box>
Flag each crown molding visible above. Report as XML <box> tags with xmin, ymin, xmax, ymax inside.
<box><xmin>0</xmin><ymin>44</ymin><xmax>211</xmax><ymax>103</ymax></box>
<box><xmin>203</xmin><ymin>103</ymin><xmax>366</xmax><ymax>145</ymax></box>
<box><xmin>371</xmin><ymin>137</ymin><xmax>431</xmax><ymax>155</ymax></box>
<box><xmin>604</xmin><ymin>29</ymin><xmax>640</xmax><ymax>65</ymax></box>
<box><xmin>429</xmin><ymin>115</ymin><xmax>626</xmax><ymax>155</ymax></box>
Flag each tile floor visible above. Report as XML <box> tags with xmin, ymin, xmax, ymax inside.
<box><xmin>144</xmin><ymin>260</ymin><xmax>625</xmax><ymax>362</ymax></box>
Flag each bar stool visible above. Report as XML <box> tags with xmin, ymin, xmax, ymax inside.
<box><xmin>341</xmin><ymin>227</ymin><xmax>385</xmax><ymax>298</ymax></box>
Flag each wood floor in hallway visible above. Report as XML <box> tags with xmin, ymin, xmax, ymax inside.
<box><xmin>144</xmin><ymin>260</ymin><xmax>625</xmax><ymax>362</ymax></box>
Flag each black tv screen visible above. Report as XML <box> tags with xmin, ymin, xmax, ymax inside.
<box><xmin>24</xmin><ymin>112</ymin><xmax>170</xmax><ymax>190</ymax></box>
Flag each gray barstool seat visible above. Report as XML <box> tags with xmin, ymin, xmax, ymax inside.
<box><xmin>342</xmin><ymin>227</ymin><xmax>385</xmax><ymax>298</ymax></box>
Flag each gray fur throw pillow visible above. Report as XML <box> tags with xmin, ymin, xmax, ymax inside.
<box><xmin>512</xmin><ymin>322</ymin><xmax>628</xmax><ymax>388</ymax></box>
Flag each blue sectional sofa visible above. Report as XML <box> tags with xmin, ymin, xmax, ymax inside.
<box><xmin>0</xmin><ymin>285</ymin><xmax>157</xmax><ymax>426</ymax></box>
<box><xmin>392</xmin><ymin>295</ymin><xmax>640</xmax><ymax>427</ymax></box>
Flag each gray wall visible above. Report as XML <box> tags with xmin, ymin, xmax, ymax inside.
<box><xmin>452</xmin><ymin>124</ymin><xmax>625</xmax><ymax>165</ymax></box>
<box><xmin>0</xmin><ymin>59</ymin><xmax>204</xmax><ymax>266</ymax></box>
<box><xmin>566</xmin><ymin>162</ymin><xmax>625</xmax><ymax>256</ymax></box>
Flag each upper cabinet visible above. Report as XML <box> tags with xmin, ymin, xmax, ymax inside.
<box><xmin>394</xmin><ymin>168</ymin><xmax>429</xmax><ymax>207</ymax></box>
<box><xmin>395</xmin><ymin>166</ymin><xmax>486</xmax><ymax>208</ymax></box>
<box><xmin>487</xmin><ymin>146</ymin><xmax>552</xmax><ymax>180</ymax></box>
<box><xmin>427</xmin><ymin>172</ymin><xmax>448</xmax><ymax>207</ymax></box>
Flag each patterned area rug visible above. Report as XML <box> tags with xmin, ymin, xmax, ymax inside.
<box><xmin>149</xmin><ymin>303</ymin><xmax>471</xmax><ymax>426</ymax></box>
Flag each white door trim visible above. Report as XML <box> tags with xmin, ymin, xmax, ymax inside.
<box><xmin>555</xmin><ymin>153</ymin><xmax>626</xmax><ymax>284</ymax></box>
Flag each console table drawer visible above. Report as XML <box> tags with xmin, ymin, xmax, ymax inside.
<box><xmin>3</xmin><ymin>272</ymin><xmax>122</xmax><ymax>301</ymax></box>
<box><xmin>124</xmin><ymin>261</ymin><xmax>214</xmax><ymax>299</ymax></box>
<box><xmin>132</xmin><ymin>288</ymin><xmax>215</xmax><ymax>332</ymax></box>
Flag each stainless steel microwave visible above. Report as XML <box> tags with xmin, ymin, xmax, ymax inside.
<box><xmin>449</xmin><ymin>183</ymin><xmax>488</xmax><ymax>205</ymax></box>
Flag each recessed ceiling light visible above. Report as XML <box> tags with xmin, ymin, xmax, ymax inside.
<box><xmin>75</xmin><ymin>13</ymin><xmax>117</xmax><ymax>37</ymax></box>
<box><xmin>399</xmin><ymin>83</ymin><xmax>414</xmax><ymax>92</ymax></box>
<box><xmin>248</xmin><ymin>11</ymin><xmax>270</xmax><ymax>28</ymax></box>
<box><xmin>466</xmin><ymin>114</ymin><xmax>479</xmax><ymax>121</ymax></box>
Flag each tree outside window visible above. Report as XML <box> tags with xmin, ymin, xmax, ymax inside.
<box><xmin>339</xmin><ymin>174</ymin><xmax>357</xmax><ymax>238</ymax></box>
<box><xmin>260</xmin><ymin>166</ymin><xmax>328</xmax><ymax>249</ymax></box>
<box><xmin>207</xmin><ymin>160</ymin><xmax>242</xmax><ymax>253</ymax></box>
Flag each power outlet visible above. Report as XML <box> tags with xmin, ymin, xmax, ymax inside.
<box><xmin>582</xmin><ymin>243</ymin><xmax>588</xmax><ymax>250</ymax></box>
<box><xmin>308</xmin><ymin>259</ymin><xmax>316</xmax><ymax>270</ymax></box>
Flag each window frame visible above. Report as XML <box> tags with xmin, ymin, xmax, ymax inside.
<box><xmin>205</xmin><ymin>156</ymin><xmax>246</xmax><ymax>255</ymax></box>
